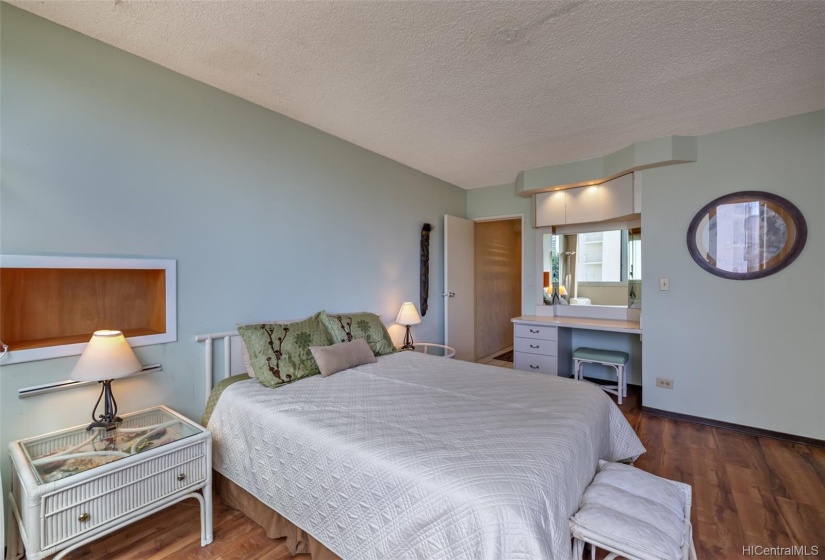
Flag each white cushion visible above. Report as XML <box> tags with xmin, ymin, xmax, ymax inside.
<box><xmin>570</xmin><ymin>461</ymin><xmax>691</xmax><ymax>560</ymax></box>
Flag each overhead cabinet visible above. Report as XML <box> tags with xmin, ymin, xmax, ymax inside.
<box><xmin>535</xmin><ymin>173</ymin><xmax>636</xmax><ymax>228</ymax></box>
<box><xmin>536</xmin><ymin>191</ymin><xmax>566</xmax><ymax>225</ymax></box>
<box><xmin>564</xmin><ymin>186</ymin><xmax>601</xmax><ymax>224</ymax></box>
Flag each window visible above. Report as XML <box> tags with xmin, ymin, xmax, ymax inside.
<box><xmin>577</xmin><ymin>230</ymin><xmax>626</xmax><ymax>282</ymax></box>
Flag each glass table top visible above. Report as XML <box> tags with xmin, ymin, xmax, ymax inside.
<box><xmin>20</xmin><ymin>407</ymin><xmax>202</xmax><ymax>484</ymax></box>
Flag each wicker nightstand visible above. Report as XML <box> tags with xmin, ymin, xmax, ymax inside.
<box><xmin>7</xmin><ymin>405</ymin><xmax>212</xmax><ymax>560</ymax></box>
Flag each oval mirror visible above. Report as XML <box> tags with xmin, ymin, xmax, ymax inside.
<box><xmin>687</xmin><ymin>191</ymin><xmax>807</xmax><ymax>280</ymax></box>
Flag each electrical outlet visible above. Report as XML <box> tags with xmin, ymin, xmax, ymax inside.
<box><xmin>659</xmin><ymin>278</ymin><xmax>670</xmax><ymax>291</ymax></box>
<box><xmin>656</xmin><ymin>377</ymin><xmax>674</xmax><ymax>389</ymax></box>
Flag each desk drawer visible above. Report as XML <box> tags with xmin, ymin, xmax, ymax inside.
<box><xmin>514</xmin><ymin>324</ymin><xmax>557</xmax><ymax>341</ymax></box>
<box><xmin>514</xmin><ymin>352</ymin><xmax>558</xmax><ymax>375</ymax></box>
<box><xmin>514</xmin><ymin>337</ymin><xmax>557</xmax><ymax>356</ymax></box>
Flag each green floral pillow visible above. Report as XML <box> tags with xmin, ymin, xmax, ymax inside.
<box><xmin>320</xmin><ymin>310</ymin><xmax>397</xmax><ymax>356</ymax></box>
<box><xmin>238</xmin><ymin>313</ymin><xmax>334</xmax><ymax>388</ymax></box>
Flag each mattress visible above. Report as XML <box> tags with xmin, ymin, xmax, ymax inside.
<box><xmin>207</xmin><ymin>351</ymin><xmax>645</xmax><ymax>560</ymax></box>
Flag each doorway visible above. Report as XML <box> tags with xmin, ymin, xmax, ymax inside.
<box><xmin>444</xmin><ymin>214</ymin><xmax>523</xmax><ymax>362</ymax></box>
<box><xmin>474</xmin><ymin>218</ymin><xmax>522</xmax><ymax>361</ymax></box>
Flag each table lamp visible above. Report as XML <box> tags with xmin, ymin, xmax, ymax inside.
<box><xmin>396</xmin><ymin>302</ymin><xmax>422</xmax><ymax>350</ymax></box>
<box><xmin>71</xmin><ymin>330</ymin><xmax>142</xmax><ymax>431</ymax></box>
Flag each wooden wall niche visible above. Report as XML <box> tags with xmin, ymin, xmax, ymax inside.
<box><xmin>0</xmin><ymin>256</ymin><xmax>176</xmax><ymax>365</ymax></box>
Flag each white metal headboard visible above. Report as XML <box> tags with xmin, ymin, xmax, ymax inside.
<box><xmin>194</xmin><ymin>331</ymin><xmax>246</xmax><ymax>405</ymax></box>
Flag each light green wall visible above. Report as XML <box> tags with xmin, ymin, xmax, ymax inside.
<box><xmin>641</xmin><ymin>111</ymin><xmax>824</xmax><ymax>439</ymax></box>
<box><xmin>0</xmin><ymin>1</ymin><xmax>466</xmax><ymax>502</ymax></box>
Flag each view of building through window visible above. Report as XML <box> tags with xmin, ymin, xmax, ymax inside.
<box><xmin>577</xmin><ymin>230</ymin><xmax>623</xmax><ymax>282</ymax></box>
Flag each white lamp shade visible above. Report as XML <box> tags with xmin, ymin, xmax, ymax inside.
<box><xmin>70</xmin><ymin>330</ymin><xmax>142</xmax><ymax>382</ymax></box>
<box><xmin>396</xmin><ymin>302</ymin><xmax>422</xmax><ymax>326</ymax></box>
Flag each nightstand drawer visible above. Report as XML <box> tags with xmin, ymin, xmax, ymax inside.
<box><xmin>42</xmin><ymin>441</ymin><xmax>206</xmax><ymax>549</ymax></box>
<box><xmin>514</xmin><ymin>337</ymin><xmax>557</xmax><ymax>356</ymax></box>
<box><xmin>514</xmin><ymin>352</ymin><xmax>558</xmax><ymax>375</ymax></box>
<box><xmin>514</xmin><ymin>324</ymin><xmax>557</xmax><ymax>341</ymax></box>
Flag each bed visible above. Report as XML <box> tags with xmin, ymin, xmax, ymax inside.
<box><xmin>197</xmin><ymin>333</ymin><xmax>645</xmax><ymax>560</ymax></box>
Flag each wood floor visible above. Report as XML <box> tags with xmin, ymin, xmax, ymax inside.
<box><xmin>622</xmin><ymin>389</ymin><xmax>825</xmax><ymax>559</ymax></box>
<box><xmin>56</xmin><ymin>387</ymin><xmax>825</xmax><ymax>560</ymax></box>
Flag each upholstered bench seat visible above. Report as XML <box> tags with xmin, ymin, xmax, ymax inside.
<box><xmin>573</xmin><ymin>348</ymin><xmax>630</xmax><ymax>404</ymax></box>
<box><xmin>572</xmin><ymin>348</ymin><xmax>629</xmax><ymax>364</ymax></box>
<box><xmin>570</xmin><ymin>461</ymin><xmax>696</xmax><ymax>560</ymax></box>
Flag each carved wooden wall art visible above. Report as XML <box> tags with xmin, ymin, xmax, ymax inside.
<box><xmin>420</xmin><ymin>223</ymin><xmax>433</xmax><ymax>316</ymax></box>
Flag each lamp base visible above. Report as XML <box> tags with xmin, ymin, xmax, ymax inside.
<box><xmin>86</xmin><ymin>380</ymin><xmax>122</xmax><ymax>431</ymax></box>
<box><xmin>401</xmin><ymin>325</ymin><xmax>415</xmax><ymax>351</ymax></box>
<box><xmin>86</xmin><ymin>419</ymin><xmax>122</xmax><ymax>431</ymax></box>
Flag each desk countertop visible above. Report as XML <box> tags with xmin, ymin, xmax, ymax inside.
<box><xmin>512</xmin><ymin>315</ymin><xmax>642</xmax><ymax>334</ymax></box>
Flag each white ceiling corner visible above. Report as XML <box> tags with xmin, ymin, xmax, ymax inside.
<box><xmin>8</xmin><ymin>0</ymin><xmax>825</xmax><ymax>189</ymax></box>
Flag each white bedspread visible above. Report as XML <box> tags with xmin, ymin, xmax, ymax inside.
<box><xmin>208</xmin><ymin>351</ymin><xmax>645</xmax><ymax>560</ymax></box>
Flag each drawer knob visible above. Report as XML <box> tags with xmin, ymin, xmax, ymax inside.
<box><xmin>530</xmin><ymin>344</ymin><xmax>540</xmax><ymax>349</ymax></box>
<box><xmin>177</xmin><ymin>473</ymin><xmax>186</xmax><ymax>481</ymax></box>
<box><xmin>529</xmin><ymin>329</ymin><xmax>539</xmax><ymax>333</ymax></box>
<box><xmin>78</xmin><ymin>512</ymin><xmax>90</xmax><ymax>523</ymax></box>
<box><xmin>530</xmin><ymin>365</ymin><xmax>539</xmax><ymax>369</ymax></box>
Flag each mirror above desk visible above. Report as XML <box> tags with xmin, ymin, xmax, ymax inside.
<box><xmin>539</xmin><ymin>227</ymin><xmax>641</xmax><ymax>310</ymax></box>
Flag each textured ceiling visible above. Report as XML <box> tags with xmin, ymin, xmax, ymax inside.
<box><xmin>9</xmin><ymin>1</ymin><xmax>825</xmax><ymax>189</ymax></box>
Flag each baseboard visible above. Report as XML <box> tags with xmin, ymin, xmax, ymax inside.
<box><xmin>641</xmin><ymin>407</ymin><xmax>825</xmax><ymax>449</ymax></box>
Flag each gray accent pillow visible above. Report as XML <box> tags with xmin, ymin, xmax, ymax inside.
<box><xmin>310</xmin><ymin>338</ymin><xmax>377</xmax><ymax>377</ymax></box>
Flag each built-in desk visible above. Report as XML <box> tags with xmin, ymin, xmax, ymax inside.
<box><xmin>511</xmin><ymin>315</ymin><xmax>642</xmax><ymax>377</ymax></box>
